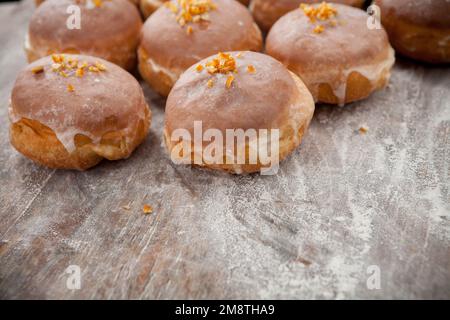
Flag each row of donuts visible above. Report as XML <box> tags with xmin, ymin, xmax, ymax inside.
<box><xmin>9</xmin><ymin>0</ymin><xmax>449</xmax><ymax>172</ymax></box>
<box><xmin>34</xmin><ymin>0</ymin><xmax>450</xmax><ymax>64</ymax></box>
<box><xmin>27</xmin><ymin>0</ymin><xmax>388</xmax><ymax>104</ymax></box>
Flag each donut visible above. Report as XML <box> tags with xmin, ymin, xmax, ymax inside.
<box><xmin>138</xmin><ymin>0</ymin><xmax>263</xmax><ymax>96</ymax></box>
<box><xmin>9</xmin><ymin>54</ymin><xmax>151</xmax><ymax>170</ymax></box>
<box><xmin>164</xmin><ymin>51</ymin><xmax>315</xmax><ymax>174</ymax></box>
<box><xmin>27</xmin><ymin>0</ymin><xmax>142</xmax><ymax>71</ymax></box>
<box><xmin>266</xmin><ymin>2</ymin><xmax>395</xmax><ymax>106</ymax></box>
<box><xmin>374</xmin><ymin>0</ymin><xmax>450</xmax><ymax>64</ymax></box>
<box><xmin>249</xmin><ymin>0</ymin><xmax>365</xmax><ymax>31</ymax></box>
<box><xmin>140</xmin><ymin>0</ymin><xmax>250</xmax><ymax>19</ymax></box>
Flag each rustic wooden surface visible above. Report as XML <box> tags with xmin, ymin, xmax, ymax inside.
<box><xmin>0</xmin><ymin>0</ymin><xmax>449</xmax><ymax>300</ymax></box>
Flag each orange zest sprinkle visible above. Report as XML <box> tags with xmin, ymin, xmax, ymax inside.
<box><xmin>67</xmin><ymin>84</ymin><xmax>75</xmax><ymax>92</ymax></box>
<box><xmin>300</xmin><ymin>2</ymin><xmax>337</xmax><ymax>22</ymax></box>
<box><xmin>205</xmin><ymin>52</ymin><xmax>236</xmax><ymax>74</ymax></box>
<box><xmin>75</xmin><ymin>67</ymin><xmax>84</xmax><ymax>77</ymax></box>
<box><xmin>46</xmin><ymin>54</ymin><xmax>107</xmax><ymax>80</ymax></box>
<box><xmin>196</xmin><ymin>64</ymin><xmax>204</xmax><ymax>72</ymax></box>
<box><xmin>313</xmin><ymin>25</ymin><xmax>325</xmax><ymax>34</ymax></box>
<box><xmin>88</xmin><ymin>66</ymin><xmax>99</xmax><ymax>72</ymax></box>
<box><xmin>52</xmin><ymin>54</ymin><xmax>64</xmax><ymax>63</ymax></box>
<box><xmin>197</xmin><ymin>52</ymin><xmax>257</xmax><ymax>90</ymax></box>
<box><xmin>166</xmin><ymin>0</ymin><xmax>217</xmax><ymax>32</ymax></box>
<box><xmin>95</xmin><ymin>61</ymin><xmax>107</xmax><ymax>71</ymax></box>
<box><xmin>225</xmin><ymin>75</ymin><xmax>234</xmax><ymax>89</ymax></box>
<box><xmin>92</xmin><ymin>0</ymin><xmax>104</xmax><ymax>8</ymax></box>
<box><xmin>143</xmin><ymin>204</ymin><xmax>153</xmax><ymax>214</ymax></box>
<box><xmin>300</xmin><ymin>2</ymin><xmax>338</xmax><ymax>34</ymax></box>
<box><xmin>31</xmin><ymin>66</ymin><xmax>44</xmax><ymax>74</ymax></box>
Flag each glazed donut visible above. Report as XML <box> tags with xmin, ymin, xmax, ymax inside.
<box><xmin>374</xmin><ymin>0</ymin><xmax>450</xmax><ymax>64</ymax></box>
<box><xmin>138</xmin><ymin>0</ymin><xmax>263</xmax><ymax>96</ymax></box>
<box><xmin>266</xmin><ymin>2</ymin><xmax>395</xmax><ymax>106</ymax></box>
<box><xmin>249</xmin><ymin>0</ymin><xmax>365</xmax><ymax>31</ymax></box>
<box><xmin>9</xmin><ymin>54</ymin><xmax>151</xmax><ymax>170</ymax></box>
<box><xmin>164</xmin><ymin>51</ymin><xmax>315</xmax><ymax>174</ymax></box>
<box><xmin>140</xmin><ymin>0</ymin><xmax>250</xmax><ymax>19</ymax></box>
<box><xmin>35</xmin><ymin>0</ymin><xmax>140</xmax><ymax>6</ymax></box>
<box><xmin>27</xmin><ymin>0</ymin><xmax>142</xmax><ymax>71</ymax></box>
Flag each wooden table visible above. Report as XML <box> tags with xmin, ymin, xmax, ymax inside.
<box><xmin>0</xmin><ymin>0</ymin><xmax>449</xmax><ymax>299</ymax></box>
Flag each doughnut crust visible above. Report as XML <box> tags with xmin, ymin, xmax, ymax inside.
<box><xmin>27</xmin><ymin>0</ymin><xmax>142</xmax><ymax>71</ymax></box>
<box><xmin>140</xmin><ymin>0</ymin><xmax>250</xmax><ymax>18</ymax></box>
<box><xmin>266</xmin><ymin>3</ymin><xmax>395</xmax><ymax>106</ymax></box>
<box><xmin>164</xmin><ymin>51</ymin><xmax>315</xmax><ymax>174</ymax></box>
<box><xmin>249</xmin><ymin>0</ymin><xmax>365</xmax><ymax>32</ymax></box>
<box><xmin>375</xmin><ymin>0</ymin><xmax>450</xmax><ymax>64</ymax></box>
<box><xmin>9</xmin><ymin>55</ymin><xmax>151</xmax><ymax>170</ymax></box>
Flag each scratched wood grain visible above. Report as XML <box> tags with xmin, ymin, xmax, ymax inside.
<box><xmin>0</xmin><ymin>0</ymin><xmax>449</xmax><ymax>300</ymax></box>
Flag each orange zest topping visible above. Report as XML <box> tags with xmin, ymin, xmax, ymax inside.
<box><xmin>313</xmin><ymin>25</ymin><xmax>325</xmax><ymax>34</ymax></box>
<box><xmin>225</xmin><ymin>75</ymin><xmax>234</xmax><ymax>89</ymax></box>
<box><xmin>196</xmin><ymin>64</ymin><xmax>204</xmax><ymax>72</ymax></box>
<box><xmin>143</xmin><ymin>204</ymin><xmax>153</xmax><ymax>214</ymax></box>
<box><xmin>95</xmin><ymin>61</ymin><xmax>107</xmax><ymax>71</ymax></box>
<box><xmin>75</xmin><ymin>67</ymin><xmax>84</xmax><ymax>77</ymax></box>
<box><xmin>31</xmin><ymin>66</ymin><xmax>44</xmax><ymax>74</ymax></box>
<box><xmin>165</xmin><ymin>0</ymin><xmax>217</xmax><ymax>32</ymax></box>
<box><xmin>300</xmin><ymin>2</ymin><xmax>338</xmax><ymax>34</ymax></box>
<box><xmin>92</xmin><ymin>0</ymin><xmax>105</xmax><ymax>7</ymax></box>
<box><xmin>196</xmin><ymin>52</ymin><xmax>256</xmax><ymax>89</ymax></box>
<box><xmin>67</xmin><ymin>84</ymin><xmax>75</xmax><ymax>92</ymax></box>
<box><xmin>52</xmin><ymin>54</ymin><xmax>64</xmax><ymax>63</ymax></box>
<box><xmin>205</xmin><ymin>52</ymin><xmax>236</xmax><ymax>75</ymax></box>
<box><xmin>46</xmin><ymin>55</ymin><xmax>108</xmax><ymax>84</ymax></box>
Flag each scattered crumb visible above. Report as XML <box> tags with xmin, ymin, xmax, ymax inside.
<box><xmin>143</xmin><ymin>204</ymin><xmax>153</xmax><ymax>214</ymax></box>
<box><xmin>31</xmin><ymin>66</ymin><xmax>44</xmax><ymax>74</ymax></box>
<box><xmin>122</xmin><ymin>204</ymin><xmax>131</xmax><ymax>211</ymax></box>
<box><xmin>67</xmin><ymin>84</ymin><xmax>75</xmax><ymax>92</ymax></box>
<box><xmin>359</xmin><ymin>126</ymin><xmax>369</xmax><ymax>134</ymax></box>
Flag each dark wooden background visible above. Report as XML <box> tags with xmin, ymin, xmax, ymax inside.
<box><xmin>0</xmin><ymin>0</ymin><xmax>449</xmax><ymax>299</ymax></box>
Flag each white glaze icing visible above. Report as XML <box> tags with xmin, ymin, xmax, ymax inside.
<box><xmin>147</xmin><ymin>57</ymin><xmax>180</xmax><ymax>83</ymax></box>
<box><xmin>309</xmin><ymin>46</ymin><xmax>396</xmax><ymax>106</ymax></box>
